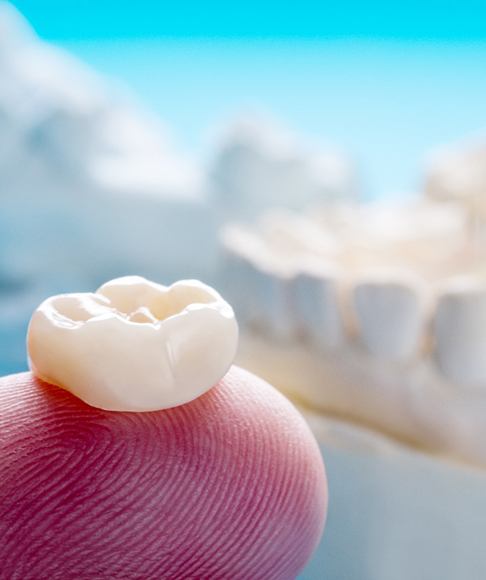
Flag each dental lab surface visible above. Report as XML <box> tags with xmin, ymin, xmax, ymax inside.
<box><xmin>0</xmin><ymin>277</ymin><xmax>327</xmax><ymax>579</ymax></box>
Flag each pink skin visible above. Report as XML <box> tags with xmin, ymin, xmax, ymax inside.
<box><xmin>0</xmin><ymin>366</ymin><xmax>327</xmax><ymax>579</ymax></box>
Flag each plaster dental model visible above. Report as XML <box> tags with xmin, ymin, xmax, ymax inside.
<box><xmin>0</xmin><ymin>276</ymin><xmax>327</xmax><ymax>579</ymax></box>
<box><xmin>221</xmin><ymin>198</ymin><xmax>486</xmax><ymax>466</ymax></box>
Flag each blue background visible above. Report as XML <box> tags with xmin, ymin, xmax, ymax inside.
<box><xmin>9</xmin><ymin>1</ymin><xmax>486</xmax><ymax>41</ymax></box>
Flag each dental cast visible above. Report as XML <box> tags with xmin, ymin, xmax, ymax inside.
<box><xmin>27</xmin><ymin>276</ymin><xmax>239</xmax><ymax>411</ymax></box>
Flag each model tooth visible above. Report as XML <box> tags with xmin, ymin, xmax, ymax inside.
<box><xmin>27</xmin><ymin>276</ymin><xmax>239</xmax><ymax>412</ymax></box>
<box><xmin>221</xmin><ymin>224</ymin><xmax>296</xmax><ymax>339</ymax></box>
<box><xmin>220</xmin><ymin>224</ymin><xmax>267</xmax><ymax>326</ymax></box>
<box><xmin>353</xmin><ymin>274</ymin><xmax>426</xmax><ymax>360</ymax></box>
<box><xmin>293</xmin><ymin>263</ymin><xmax>343</xmax><ymax>350</ymax></box>
<box><xmin>434</xmin><ymin>279</ymin><xmax>486</xmax><ymax>385</ymax></box>
<box><xmin>249</xmin><ymin>260</ymin><xmax>296</xmax><ymax>340</ymax></box>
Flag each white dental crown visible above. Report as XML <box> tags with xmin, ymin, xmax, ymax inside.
<box><xmin>27</xmin><ymin>276</ymin><xmax>239</xmax><ymax>412</ymax></box>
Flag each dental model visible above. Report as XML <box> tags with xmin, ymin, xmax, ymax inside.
<box><xmin>0</xmin><ymin>276</ymin><xmax>327</xmax><ymax>578</ymax></box>
<box><xmin>221</xmin><ymin>198</ymin><xmax>486</xmax><ymax>467</ymax></box>
<box><xmin>27</xmin><ymin>276</ymin><xmax>239</xmax><ymax>411</ymax></box>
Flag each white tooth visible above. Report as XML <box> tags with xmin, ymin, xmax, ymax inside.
<box><xmin>27</xmin><ymin>276</ymin><xmax>239</xmax><ymax>411</ymax></box>
<box><xmin>292</xmin><ymin>264</ymin><xmax>343</xmax><ymax>350</ymax></box>
<box><xmin>353</xmin><ymin>275</ymin><xmax>426</xmax><ymax>360</ymax></box>
<box><xmin>434</xmin><ymin>279</ymin><xmax>486</xmax><ymax>385</ymax></box>
<box><xmin>222</xmin><ymin>249</ymin><xmax>256</xmax><ymax>326</ymax></box>
<box><xmin>248</xmin><ymin>260</ymin><xmax>295</xmax><ymax>339</ymax></box>
<box><xmin>220</xmin><ymin>224</ymin><xmax>266</xmax><ymax>326</ymax></box>
<box><xmin>221</xmin><ymin>224</ymin><xmax>296</xmax><ymax>339</ymax></box>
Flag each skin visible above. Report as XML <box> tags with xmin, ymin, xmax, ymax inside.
<box><xmin>0</xmin><ymin>366</ymin><xmax>327</xmax><ymax>579</ymax></box>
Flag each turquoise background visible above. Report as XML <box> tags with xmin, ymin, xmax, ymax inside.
<box><xmin>9</xmin><ymin>0</ymin><xmax>486</xmax><ymax>41</ymax></box>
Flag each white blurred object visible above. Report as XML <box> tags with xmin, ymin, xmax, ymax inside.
<box><xmin>0</xmin><ymin>1</ymin><xmax>208</xmax><ymax>296</ymax></box>
<box><xmin>210</xmin><ymin>116</ymin><xmax>358</xmax><ymax>219</ymax></box>
<box><xmin>353</xmin><ymin>274</ymin><xmax>427</xmax><ymax>361</ymax></box>
<box><xmin>425</xmin><ymin>133</ymin><xmax>486</xmax><ymax>222</ymax></box>
<box><xmin>0</xmin><ymin>2</ymin><xmax>200</xmax><ymax>195</ymax></box>
<box><xmin>434</xmin><ymin>277</ymin><xmax>486</xmax><ymax>386</ymax></box>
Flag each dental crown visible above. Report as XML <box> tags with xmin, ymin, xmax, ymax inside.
<box><xmin>27</xmin><ymin>276</ymin><xmax>239</xmax><ymax>412</ymax></box>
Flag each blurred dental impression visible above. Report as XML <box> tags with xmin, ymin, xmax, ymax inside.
<box><xmin>3</xmin><ymin>1</ymin><xmax>486</xmax><ymax>577</ymax></box>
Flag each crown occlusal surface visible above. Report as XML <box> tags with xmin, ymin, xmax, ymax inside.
<box><xmin>27</xmin><ymin>276</ymin><xmax>239</xmax><ymax>412</ymax></box>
